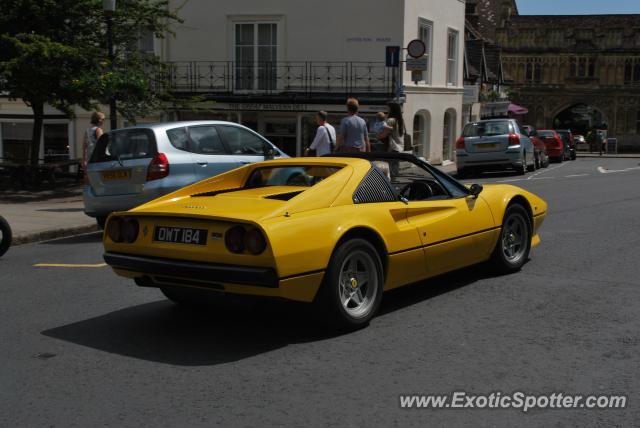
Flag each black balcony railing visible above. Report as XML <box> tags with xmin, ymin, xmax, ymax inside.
<box><xmin>161</xmin><ymin>61</ymin><xmax>395</xmax><ymax>99</ymax></box>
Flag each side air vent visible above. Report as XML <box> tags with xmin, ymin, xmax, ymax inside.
<box><xmin>353</xmin><ymin>168</ymin><xmax>397</xmax><ymax>204</ymax></box>
<box><xmin>264</xmin><ymin>191</ymin><xmax>304</xmax><ymax>201</ymax></box>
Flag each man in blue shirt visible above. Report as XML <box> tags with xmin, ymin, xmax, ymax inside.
<box><xmin>337</xmin><ymin>98</ymin><xmax>370</xmax><ymax>152</ymax></box>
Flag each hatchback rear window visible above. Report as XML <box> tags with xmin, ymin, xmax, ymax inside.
<box><xmin>463</xmin><ymin>121</ymin><xmax>513</xmax><ymax>137</ymax></box>
<box><xmin>538</xmin><ymin>131</ymin><xmax>555</xmax><ymax>138</ymax></box>
<box><xmin>90</xmin><ymin>129</ymin><xmax>157</xmax><ymax>163</ymax></box>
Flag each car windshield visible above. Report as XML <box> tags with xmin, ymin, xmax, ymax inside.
<box><xmin>245</xmin><ymin>166</ymin><xmax>341</xmax><ymax>188</ymax></box>
<box><xmin>463</xmin><ymin>121</ymin><xmax>512</xmax><ymax>137</ymax></box>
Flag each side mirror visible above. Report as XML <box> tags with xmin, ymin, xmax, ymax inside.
<box><xmin>469</xmin><ymin>183</ymin><xmax>483</xmax><ymax>198</ymax></box>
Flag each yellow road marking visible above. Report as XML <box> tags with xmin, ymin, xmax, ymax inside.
<box><xmin>33</xmin><ymin>263</ymin><xmax>107</xmax><ymax>268</ymax></box>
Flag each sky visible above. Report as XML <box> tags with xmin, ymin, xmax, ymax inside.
<box><xmin>517</xmin><ymin>0</ymin><xmax>640</xmax><ymax>15</ymax></box>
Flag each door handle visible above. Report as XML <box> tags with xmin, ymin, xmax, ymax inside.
<box><xmin>197</xmin><ymin>161</ymin><xmax>208</xmax><ymax>166</ymax></box>
<box><xmin>240</xmin><ymin>161</ymin><xmax>251</xmax><ymax>165</ymax></box>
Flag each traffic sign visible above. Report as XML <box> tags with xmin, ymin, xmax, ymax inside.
<box><xmin>407</xmin><ymin>39</ymin><xmax>426</xmax><ymax>59</ymax></box>
<box><xmin>406</xmin><ymin>57</ymin><xmax>428</xmax><ymax>71</ymax></box>
<box><xmin>385</xmin><ymin>46</ymin><xmax>401</xmax><ymax>67</ymax></box>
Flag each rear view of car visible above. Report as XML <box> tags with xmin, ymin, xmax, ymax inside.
<box><xmin>455</xmin><ymin>119</ymin><xmax>535</xmax><ymax>176</ymax></box>
<box><xmin>555</xmin><ymin>129</ymin><xmax>576</xmax><ymax>160</ymax></box>
<box><xmin>84</xmin><ymin>121</ymin><xmax>285</xmax><ymax>227</ymax></box>
<box><xmin>538</xmin><ymin>130</ymin><xmax>566</xmax><ymax>162</ymax></box>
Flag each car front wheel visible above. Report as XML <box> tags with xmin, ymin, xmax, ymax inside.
<box><xmin>491</xmin><ymin>204</ymin><xmax>531</xmax><ymax>273</ymax></box>
<box><xmin>317</xmin><ymin>238</ymin><xmax>383</xmax><ymax>329</ymax></box>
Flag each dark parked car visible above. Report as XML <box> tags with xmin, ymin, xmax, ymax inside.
<box><xmin>522</xmin><ymin>125</ymin><xmax>550</xmax><ymax>169</ymax></box>
<box><xmin>555</xmin><ymin>129</ymin><xmax>576</xmax><ymax>160</ymax></box>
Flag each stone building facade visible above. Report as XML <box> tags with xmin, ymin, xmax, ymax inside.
<box><xmin>496</xmin><ymin>13</ymin><xmax>640</xmax><ymax>151</ymax></box>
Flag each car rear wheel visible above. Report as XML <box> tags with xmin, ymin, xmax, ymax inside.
<box><xmin>491</xmin><ymin>204</ymin><xmax>531</xmax><ymax>273</ymax></box>
<box><xmin>96</xmin><ymin>216</ymin><xmax>107</xmax><ymax>230</ymax></box>
<box><xmin>317</xmin><ymin>238</ymin><xmax>383</xmax><ymax>330</ymax></box>
<box><xmin>0</xmin><ymin>215</ymin><xmax>12</xmax><ymax>257</ymax></box>
<box><xmin>516</xmin><ymin>153</ymin><xmax>527</xmax><ymax>175</ymax></box>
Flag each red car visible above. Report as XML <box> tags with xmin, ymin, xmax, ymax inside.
<box><xmin>538</xmin><ymin>130</ymin><xmax>568</xmax><ymax>162</ymax></box>
<box><xmin>522</xmin><ymin>125</ymin><xmax>550</xmax><ymax>169</ymax></box>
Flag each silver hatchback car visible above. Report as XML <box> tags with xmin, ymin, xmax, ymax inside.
<box><xmin>84</xmin><ymin>121</ymin><xmax>287</xmax><ymax>227</ymax></box>
<box><xmin>455</xmin><ymin>119</ymin><xmax>535</xmax><ymax>177</ymax></box>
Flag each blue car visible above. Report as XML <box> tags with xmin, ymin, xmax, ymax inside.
<box><xmin>455</xmin><ymin>119</ymin><xmax>536</xmax><ymax>177</ymax></box>
<box><xmin>84</xmin><ymin>121</ymin><xmax>287</xmax><ymax>227</ymax></box>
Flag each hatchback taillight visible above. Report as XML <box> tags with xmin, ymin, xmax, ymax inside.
<box><xmin>147</xmin><ymin>153</ymin><xmax>170</xmax><ymax>181</ymax></box>
<box><xmin>456</xmin><ymin>137</ymin><xmax>465</xmax><ymax>150</ymax></box>
<box><xmin>508</xmin><ymin>133</ymin><xmax>520</xmax><ymax>146</ymax></box>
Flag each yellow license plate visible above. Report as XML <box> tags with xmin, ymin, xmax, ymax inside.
<box><xmin>102</xmin><ymin>170</ymin><xmax>131</xmax><ymax>181</ymax></box>
<box><xmin>477</xmin><ymin>143</ymin><xmax>499</xmax><ymax>151</ymax></box>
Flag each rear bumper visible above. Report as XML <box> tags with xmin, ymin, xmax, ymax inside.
<box><xmin>103</xmin><ymin>252</ymin><xmax>324</xmax><ymax>302</ymax></box>
<box><xmin>104</xmin><ymin>252</ymin><xmax>278</xmax><ymax>287</ymax></box>
<box><xmin>456</xmin><ymin>149</ymin><xmax>523</xmax><ymax>169</ymax></box>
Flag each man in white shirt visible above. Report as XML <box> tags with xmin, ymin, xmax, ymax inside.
<box><xmin>305</xmin><ymin>111</ymin><xmax>336</xmax><ymax>157</ymax></box>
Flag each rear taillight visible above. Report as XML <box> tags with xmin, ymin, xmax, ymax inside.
<box><xmin>147</xmin><ymin>153</ymin><xmax>169</xmax><ymax>181</ymax></box>
<box><xmin>225</xmin><ymin>226</ymin><xmax>246</xmax><ymax>254</ymax></box>
<box><xmin>456</xmin><ymin>137</ymin><xmax>465</xmax><ymax>150</ymax></box>
<box><xmin>508</xmin><ymin>133</ymin><xmax>520</xmax><ymax>146</ymax></box>
<box><xmin>121</xmin><ymin>218</ymin><xmax>139</xmax><ymax>243</ymax></box>
<box><xmin>244</xmin><ymin>227</ymin><xmax>267</xmax><ymax>255</ymax></box>
<box><xmin>107</xmin><ymin>217</ymin><xmax>123</xmax><ymax>243</ymax></box>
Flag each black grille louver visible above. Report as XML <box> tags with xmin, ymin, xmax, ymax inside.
<box><xmin>353</xmin><ymin>168</ymin><xmax>397</xmax><ymax>204</ymax></box>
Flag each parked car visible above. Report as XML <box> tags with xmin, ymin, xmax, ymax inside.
<box><xmin>522</xmin><ymin>125</ymin><xmax>550</xmax><ymax>169</ymax></box>
<box><xmin>555</xmin><ymin>129</ymin><xmax>576</xmax><ymax>160</ymax></box>
<box><xmin>102</xmin><ymin>153</ymin><xmax>548</xmax><ymax>329</ymax></box>
<box><xmin>574</xmin><ymin>134</ymin><xmax>588</xmax><ymax>151</ymax></box>
<box><xmin>537</xmin><ymin>130</ymin><xmax>567</xmax><ymax>162</ymax></box>
<box><xmin>456</xmin><ymin>119</ymin><xmax>536</xmax><ymax>176</ymax></box>
<box><xmin>84</xmin><ymin>121</ymin><xmax>287</xmax><ymax>227</ymax></box>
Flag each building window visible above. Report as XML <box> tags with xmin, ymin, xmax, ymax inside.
<box><xmin>234</xmin><ymin>22</ymin><xmax>278</xmax><ymax>91</ymax></box>
<box><xmin>418</xmin><ymin>19</ymin><xmax>433</xmax><ymax>84</ymax></box>
<box><xmin>525</xmin><ymin>60</ymin><xmax>542</xmax><ymax>83</ymax></box>
<box><xmin>446</xmin><ymin>29</ymin><xmax>459</xmax><ymax>86</ymax></box>
<box><xmin>569</xmin><ymin>56</ymin><xmax>596</xmax><ymax>78</ymax></box>
<box><xmin>624</xmin><ymin>59</ymin><xmax>640</xmax><ymax>84</ymax></box>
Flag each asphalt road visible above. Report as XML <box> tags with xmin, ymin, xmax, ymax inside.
<box><xmin>1</xmin><ymin>157</ymin><xmax>639</xmax><ymax>427</ymax></box>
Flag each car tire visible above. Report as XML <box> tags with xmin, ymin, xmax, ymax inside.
<box><xmin>527</xmin><ymin>154</ymin><xmax>536</xmax><ymax>172</ymax></box>
<box><xmin>542</xmin><ymin>155</ymin><xmax>550</xmax><ymax>168</ymax></box>
<box><xmin>490</xmin><ymin>204</ymin><xmax>532</xmax><ymax>274</ymax></box>
<box><xmin>534</xmin><ymin>152</ymin><xmax>540</xmax><ymax>170</ymax></box>
<box><xmin>317</xmin><ymin>238</ymin><xmax>384</xmax><ymax>330</ymax></box>
<box><xmin>0</xmin><ymin>215</ymin><xmax>12</xmax><ymax>258</ymax></box>
<box><xmin>96</xmin><ymin>216</ymin><xmax>107</xmax><ymax>230</ymax></box>
<box><xmin>516</xmin><ymin>153</ymin><xmax>527</xmax><ymax>175</ymax></box>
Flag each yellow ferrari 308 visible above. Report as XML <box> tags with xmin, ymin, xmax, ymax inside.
<box><xmin>103</xmin><ymin>153</ymin><xmax>547</xmax><ymax>328</ymax></box>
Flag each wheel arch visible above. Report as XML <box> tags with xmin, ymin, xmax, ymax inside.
<box><xmin>335</xmin><ymin>227</ymin><xmax>388</xmax><ymax>279</ymax></box>
<box><xmin>507</xmin><ymin>195</ymin><xmax>534</xmax><ymax>230</ymax></box>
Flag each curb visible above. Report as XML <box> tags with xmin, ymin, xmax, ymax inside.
<box><xmin>12</xmin><ymin>224</ymin><xmax>100</xmax><ymax>246</ymax></box>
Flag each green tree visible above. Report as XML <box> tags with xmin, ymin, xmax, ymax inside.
<box><xmin>0</xmin><ymin>0</ymin><xmax>182</xmax><ymax>166</ymax></box>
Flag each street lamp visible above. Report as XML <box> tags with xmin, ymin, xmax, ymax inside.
<box><xmin>103</xmin><ymin>0</ymin><xmax>117</xmax><ymax>131</ymax></box>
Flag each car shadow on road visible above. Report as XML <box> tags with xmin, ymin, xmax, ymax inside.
<box><xmin>41</xmin><ymin>263</ymin><xmax>510</xmax><ymax>367</ymax></box>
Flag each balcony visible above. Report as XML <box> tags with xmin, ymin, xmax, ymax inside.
<box><xmin>161</xmin><ymin>61</ymin><xmax>396</xmax><ymax>103</ymax></box>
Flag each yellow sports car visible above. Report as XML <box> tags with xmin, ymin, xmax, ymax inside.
<box><xmin>103</xmin><ymin>153</ymin><xmax>547</xmax><ymax>328</ymax></box>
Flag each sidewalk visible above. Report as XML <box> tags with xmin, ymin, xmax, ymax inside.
<box><xmin>0</xmin><ymin>194</ymin><xmax>97</xmax><ymax>245</ymax></box>
<box><xmin>577</xmin><ymin>151</ymin><xmax>640</xmax><ymax>159</ymax></box>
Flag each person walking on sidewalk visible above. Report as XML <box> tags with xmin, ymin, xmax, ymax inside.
<box><xmin>305</xmin><ymin>111</ymin><xmax>336</xmax><ymax>157</ymax></box>
<box><xmin>83</xmin><ymin>112</ymin><xmax>105</xmax><ymax>170</ymax></box>
<box><xmin>377</xmin><ymin>102</ymin><xmax>406</xmax><ymax>177</ymax></box>
<box><xmin>372</xmin><ymin>111</ymin><xmax>388</xmax><ymax>152</ymax></box>
<box><xmin>336</xmin><ymin>98</ymin><xmax>370</xmax><ymax>153</ymax></box>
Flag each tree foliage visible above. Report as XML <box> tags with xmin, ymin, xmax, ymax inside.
<box><xmin>0</xmin><ymin>0</ymin><xmax>182</xmax><ymax>165</ymax></box>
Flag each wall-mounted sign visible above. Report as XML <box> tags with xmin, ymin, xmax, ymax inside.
<box><xmin>407</xmin><ymin>39</ymin><xmax>426</xmax><ymax>59</ymax></box>
<box><xmin>385</xmin><ymin>46</ymin><xmax>401</xmax><ymax>67</ymax></box>
<box><xmin>406</xmin><ymin>57</ymin><xmax>428</xmax><ymax>72</ymax></box>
